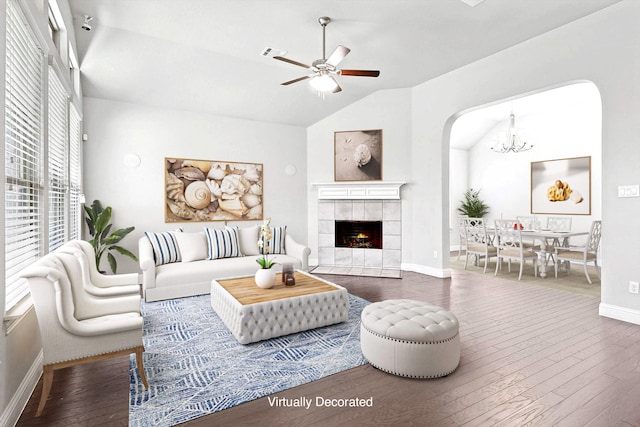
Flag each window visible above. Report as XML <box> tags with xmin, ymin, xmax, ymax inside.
<box><xmin>5</xmin><ymin>0</ymin><xmax>44</xmax><ymax>311</ymax></box>
<box><xmin>48</xmin><ymin>68</ymin><xmax>68</xmax><ymax>250</ymax></box>
<box><xmin>69</xmin><ymin>105</ymin><xmax>81</xmax><ymax>240</ymax></box>
<box><xmin>4</xmin><ymin>0</ymin><xmax>83</xmax><ymax>313</ymax></box>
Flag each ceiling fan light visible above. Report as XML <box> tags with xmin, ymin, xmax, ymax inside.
<box><xmin>309</xmin><ymin>74</ymin><xmax>337</xmax><ymax>92</ymax></box>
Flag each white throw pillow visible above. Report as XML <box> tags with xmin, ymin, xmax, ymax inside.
<box><xmin>144</xmin><ymin>229</ymin><xmax>183</xmax><ymax>266</ymax></box>
<box><xmin>204</xmin><ymin>227</ymin><xmax>243</xmax><ymax>260</ymax></box>
<box><xmin>234</xmin><ymin>224</ymin><xmax>260</xmax><ymax>256</ymax></box>
<box><xmin>174</xmin><ymin>232</ymin><xmax>208</xmax><ymax>263</ymax></box>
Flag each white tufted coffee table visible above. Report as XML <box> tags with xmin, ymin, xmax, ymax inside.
<box><xmin>360</xmin><ymin>299</ymin><xmax>460</xmax><ymax>378</ymax></box>
<box><xmin>210</xmin><ymin>271</ymin><xmax>349</xmax><ymax>344</ymax></box>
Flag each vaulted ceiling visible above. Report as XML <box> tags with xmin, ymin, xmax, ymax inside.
<box><xmin>69</xmin><ymin>0</ymin><xmax>622</xmax><ymax>127</ymax></box>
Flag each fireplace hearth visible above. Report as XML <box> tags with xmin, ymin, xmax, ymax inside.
<box><xmin>335</xmin><ymin>220</ymin><xmax>382</xmax><ymax>249</ymax></box>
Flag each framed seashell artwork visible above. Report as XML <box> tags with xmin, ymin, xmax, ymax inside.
<box><xmin>165</xmin><ymin>157</ymin><xmax>263</xmax><ymax>222</ymax></box>
<box><xmin>334</xmin><ymin>129</ymin><xmax>382</xmax><ymax>182</ymax></box>
<box><xmin>530</xmin><ymin>156</ymin><xmax>591</xmax><ymax>215</ymax></box>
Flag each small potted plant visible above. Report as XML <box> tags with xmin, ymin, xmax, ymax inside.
<box><xmin>255</xmin><ymin>218</ymin><xmax>277</xmax><ymax>288</ymax></box>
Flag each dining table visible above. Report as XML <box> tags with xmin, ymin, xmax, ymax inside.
<box><xmin>487</xmin><ymin>228</ymin><xmax>590</xmax><ymax>278</ymax></box>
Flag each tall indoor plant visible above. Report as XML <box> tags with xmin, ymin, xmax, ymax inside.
<box><xmin>457</xmin><ymin>188</ymin><xmax>490</xmax><ymax>218</ymax></box>
<box><xmin>84</xmin><ymin>199</ymin><xmax>138</xmax><ymax>274</ymax></box>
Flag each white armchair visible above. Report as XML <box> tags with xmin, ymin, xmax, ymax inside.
<box><xmin>20</xmin><ymin>252</ymin><xmax>148</xmax><ymax>417</ymax></box>
<box><xmin>55</xmin><ymin>239</ymin><xmax>140</xmax><ymax>297</ymax></box>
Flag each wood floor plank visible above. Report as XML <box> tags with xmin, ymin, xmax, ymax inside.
<box><xmin>16</xmin><ymin>267</ymin><xmax>640</xmax><ymax>427</ymax></box>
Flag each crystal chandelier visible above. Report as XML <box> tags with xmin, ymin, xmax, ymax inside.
<box><xmin>490</xmin><ymin>110</ymin><xmax>533</xmax><ymax>153</ymax></box>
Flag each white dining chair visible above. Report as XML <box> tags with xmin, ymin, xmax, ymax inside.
<box><xmin>463</xmin><ymin>218</ymin><xmax>497</xmax><ymax>273</ymax></box>
<box><xmin>494</xmin><ymin>219</ymin><xmax>539</xmax><ymax>280</ymax></box>
<box><xmin>554</xmin><ymin>220</ymin><xmax>602</xmax><ymax>284</ymax></box>
<box><xmin>457</xmin><ymin>215</ymin><xmax>468</xmax><ymax>261</ymax></box>
<box><xmin>545</xmin><ymin>216</ymin><xmax>573</xmax><ymax>265</ymax></box>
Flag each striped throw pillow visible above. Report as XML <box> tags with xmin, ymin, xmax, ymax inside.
<box><xmin>204</xmin><ymin>227</ymin><xmax>243</xmax><ymax>260</ymax></box>
<box><xmin>144</xmin><ymin>229</ymin><xmax>183</xmax><ymax>266</ymax></box>
<box><xmin>260</xmin><ymin>225</ymin><xmax>287</xmax><ymax>255</ymax></box>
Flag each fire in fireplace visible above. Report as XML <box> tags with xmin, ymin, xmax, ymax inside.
<box><xmin>335</xmin><ymin>220</ymin><xmax>383</xmax><ymax>249</ymax></box>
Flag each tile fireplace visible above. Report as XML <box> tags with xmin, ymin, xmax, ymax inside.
<box><xmin>312</xmin><ymin>181</ymin><xmax>405</xmax><ymax>277</ymax></box>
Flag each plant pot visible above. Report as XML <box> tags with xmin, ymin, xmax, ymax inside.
<box><xmin>255</xmin><ymin>268</ymin><xmax>276</xmax><ymax>289</ymax></box>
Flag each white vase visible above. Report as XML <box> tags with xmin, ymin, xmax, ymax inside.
<box><xmin>254</xmin><ymin>268</ymin><xmax>276</xmax><ymax>289</ymax></box>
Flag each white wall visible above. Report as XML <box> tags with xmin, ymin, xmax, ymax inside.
<box><xmin>450</xmin><ymin>82</ymin><xmax>602</xmax><ymax>248</ymax></box>
<box><xmin>82</xmin><ymin>97</ymin><xmax>308</xmax><ymax>273</ymax></box>
<box><xmin>409</xmin><ymin>0</ymin><xmax>639</xmax><ymax>320</ymax></box>
<box><xmin>307</xmin><ymin>1</ymin><xmax>640</xmax><ymax>322</ymax></box>
<box><xmin>306</xmin><ymin>88</ymin><xmax>413</xmax><ymax>267</ymax></box>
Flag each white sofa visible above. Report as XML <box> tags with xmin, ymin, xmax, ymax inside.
<box><xmin>139</xmin><ymin>225</ymin><xmax>311</xmax><ymax>302</ymax></box>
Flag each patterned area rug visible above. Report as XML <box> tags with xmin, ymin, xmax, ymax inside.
<box><xmin>129</xmin><ymin>293</ymin><xmax>369</xmax><ymax>426</ymax></box>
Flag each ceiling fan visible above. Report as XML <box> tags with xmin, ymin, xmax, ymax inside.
<box><xmin>274</xmin><ymin>16</ymin><xmax>380</xmax><ymax>93</ymax></box>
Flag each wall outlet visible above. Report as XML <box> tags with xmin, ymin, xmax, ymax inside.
<box><xmin>629</xmin><ymin>281</ymin><xmax>639</xmax><ymax>295</ymax></box>
<box><xmin>433</xmin><ymin>250</ymin><xmax>439</xmax><ymax>259</ymax></box>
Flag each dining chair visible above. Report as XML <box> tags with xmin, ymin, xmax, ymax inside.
<box><xmin>494</xmin><ymin>219</ymin><xmax>539</xmax><ymax>280</ymax></box>
<box><xmin>545</xmin><ymin>216</ymin><xmax>573</xmax><ymax>264</ymax></box>
<box><xmin>457</xmin><ymin>215</ymin><xmax>468</xmax><ymax>260</ymax></box>
<box><xmin>515</xmin><ymin>215</ymin><xmax>542</xmax><ymax>252</ymax></box>
<box><xmin>554</xmin><ymin>220</ymin><xmax>602</xmax><ymax>284</ymax></box>
<box><xmin>463</xmin><ymin>217</ymin><xmax>497</xmax><ymax>273</ymax></box>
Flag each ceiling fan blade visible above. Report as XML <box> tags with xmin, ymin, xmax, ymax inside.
<box><xmin>281</xmin><ymin>75</ymin><xmax>312</xmax><ymax>86</ymax></box>
<box><xmin>331</xmin><ymin>77</ymin><xmax>342</xmax><ymax>93</ymax></box>
<box><xmin>325</xmin><ymin>45</ymin><xmax>350</xmax><ymax>67</ymax></box>
<box><xmin>274</xmin><ymin>56</ymin><xmax>312</xmax><ymax>69</ymax></box>
<box><xmin>340</xmin><ymin>69</ymin><xmax>380</xmax><ymax>77</ymax></box>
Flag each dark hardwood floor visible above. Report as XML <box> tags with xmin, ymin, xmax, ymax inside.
<box><xmin>17</xmin><ymin>268</ymin><xmax>640</xmax><ymax>426</ymax></box>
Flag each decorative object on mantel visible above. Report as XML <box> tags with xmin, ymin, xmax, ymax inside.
<box><xmin>255</xmin><ymin>218</ymin><xmax>277</xmax><ymax>288</ymax></box>
<box><xmin>165</xmin><ymin>157</ymin><xmax>263</xmax><ymax>222</ymax></box>
<box><xmin>313</xmin><ymin>181</ymin><xmax>406</xmax><ymax>200</ymax></box>
<box><xmin>490</xmin><ymin>107</ymin><xmax>533</xmax><ymax>153</ymax></box>
<box><xmin>334</xmin><ymin>129</ymin><xmax>382</xmax><ymax>182</ymax></box>
<box><xmin>531</xmin><ymin>156</ymin><xmax>591</xmax><ymax>215</ymax></box>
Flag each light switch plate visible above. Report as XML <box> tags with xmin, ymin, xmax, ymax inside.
<box><xmin>618</xmin><ymin>185</ymin><xmax>639</xmax><ymax>198</ymax></box>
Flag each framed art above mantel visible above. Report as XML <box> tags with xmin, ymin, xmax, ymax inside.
<box><xmin>334</xmin><ymin>129</ymin><xmax>382</xmax><ymax>182</ymax></box>
<box><xmin>530</xmin><ymin>156</ymin><xmax>591</xmax><ymax>215</ymax></box>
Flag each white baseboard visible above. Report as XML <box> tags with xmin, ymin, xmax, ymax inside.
<box><xmin>0</xmin><ymin>350</ymin><xmax>42</xmax><ymax>427</ymax></box>
<box><xmin>402</xmin><ymin>263</ymin><xmax>452</xmax><ymax>279</ymax></box>
<box><xmin>599</xmin><ymin>303</ymin><xmax>640</xmax><ymax>326</ymax></box>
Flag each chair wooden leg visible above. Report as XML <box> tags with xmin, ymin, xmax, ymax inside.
<box><xmin>36</xmin><ymin>365</ymin><xmax>54</xmax><ymax>417</ymax></box>
<box><xmin>135</xmin><ymin>346</ymin><xmax>149</xmax><ymax>388</ymax></box>
<box><xmin>518</xmin><ymin>260</ymin><xmax>524</xmax><ymax>280</ymax></box>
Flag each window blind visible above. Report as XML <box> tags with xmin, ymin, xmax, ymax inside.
<box><xmin>5</xmin><ymin>0</ymin><xmax>44</xmax><ymax>311</ymax></box>
<box><xmin>48</xmin><ymin>68</ymin><xmax>68</xmax><ymax>250</ymax></box>
<box><xmin>69</xmin><ymin>104</ymin><xmax>81</xmax><ymax>240</ymax></box>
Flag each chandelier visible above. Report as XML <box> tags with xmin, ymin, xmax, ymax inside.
<box><xmin>490</xmin><ymin>110</ymin><xmax>533</xmax><ymax>153</ymax></box>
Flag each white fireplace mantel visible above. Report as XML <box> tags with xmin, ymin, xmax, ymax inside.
<box><xmin>313</xmin><ymin>181</ymin><xmax>406</xmax><ymax>200</ymax></box>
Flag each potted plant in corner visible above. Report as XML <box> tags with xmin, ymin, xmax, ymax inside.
<box><xmin>84</xmin><ymin>199</ymin><xmax>138</xmax><ymax>274</ymax></box>
<box><xmin>457</xmin><ymin>188</ymin><xmax>490</xmax><ymax>218</ymax></box>
<box><xmin>255</xmin><ymin>217</ymin><xmax>277</xmax><ymax>289</ymax></box>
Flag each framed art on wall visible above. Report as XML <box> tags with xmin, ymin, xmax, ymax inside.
<box><xmin>334</xmin><ymin>129</ymin><xmax>382</xmax><ymax>181</ymax></box>
<box><xmin>530</xmin><ymin>156</ymin><xmax>591</xmax><ymax>215</ymax></box>
<box><xmin>165</xmin><ymin>158</ymin><xmax>263</xmax><ymax>222</ymax></box>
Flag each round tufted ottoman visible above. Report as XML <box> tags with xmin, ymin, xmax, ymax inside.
<box><xmin>360</xmin><ymin>299</ymin><xmax>460</xmax><ymax>378</ymax></box>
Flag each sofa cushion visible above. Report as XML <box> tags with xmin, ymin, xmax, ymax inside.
<box><xmin>204</xmin><ymin>227</ymin><xmax>243</xmax><ymax>260</ymax></box>
<box><xmin>144</xmin><ymin>229</ymin><xmax>182</xmax><ymax>265</ymax></box>
<box><xmin>175</xmin><ymin>231</ymin><xmax>208</xmax><ymax>262</ymax></box>
<box><xmin>234</xmin><ymin>224</ymin><xmax>260</xmax><ymax>256</ymax></box>
<box><xmin>260</xmin><ymin>225</ymin><xmax>287</xmax><ymax>255</ymax></box>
